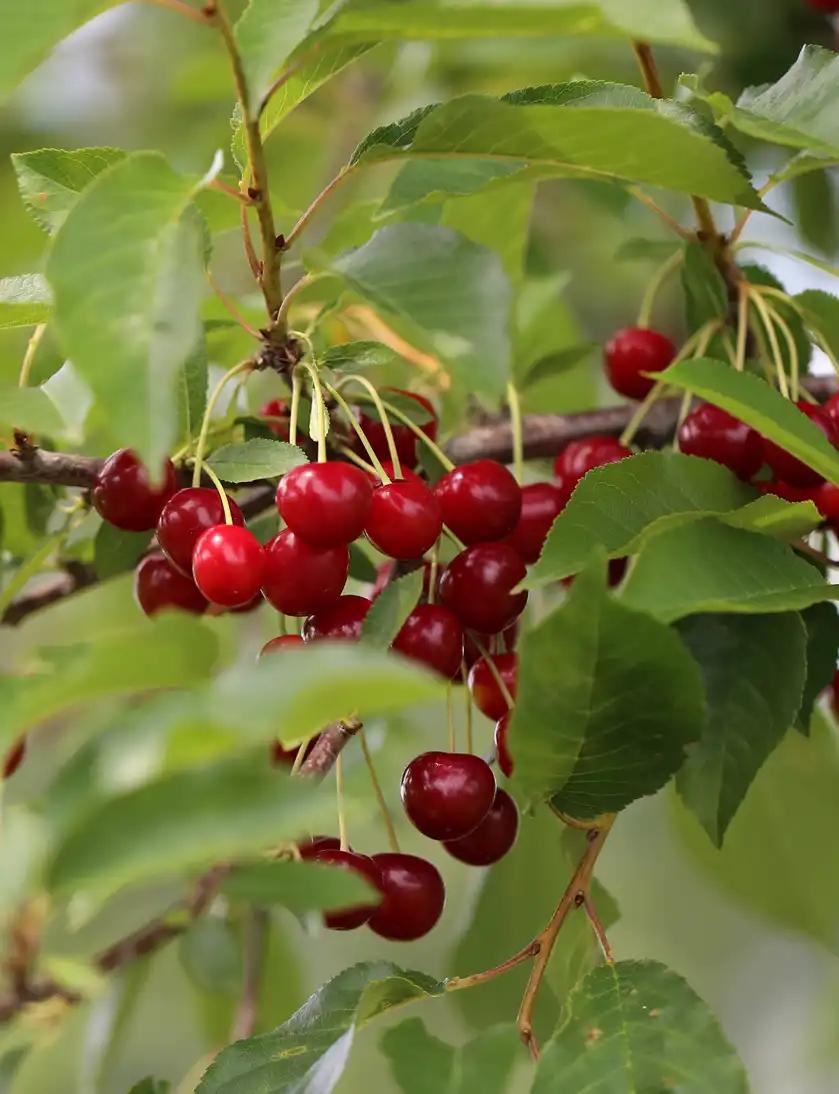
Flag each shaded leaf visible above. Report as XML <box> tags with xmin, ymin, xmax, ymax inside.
<box><xmin>234</xmin><ymin>0</ymin><xmax>318</xmax><ymax>105</ymax></box>
<box><xmin>681</xmin><ymin>241</ymin><xmax>727</xmax><ymax>334</ymax></box>
<box><xmin>221</xmin><ymin>859</ymin><xmax>378</xmax><ymax>913</ymax></box>
<box><xmin>381</xmin><ymin>1020</ymin><xmax>518</xmax><ymax>1094</ymax></box>
<box><xmin>93</xmin><ymin>522</ymin><xmax>152</xmax><ymax>580</ymax></box>
<box><xmin>797</xmin><ymin>602</ymin><xmax>839</xmax><ymax>734</ymax></box>
<box><xmin>12</xmin><ymin>147</ymin><xmax>126</xmax><ymax>233</ymax></box>
<box><xmin>361</xmin><ymin>569</ymin><xmax>423</xmax><ymax>648</ymax></box>
<box><xmin>207</xmin><ymin>438</ymin><xmax>308</xmax><ymax>482</ymax></box>
<box><xmin>0</xmin><ymin>384</ymin><xmax>63</xmax><ymax>434</ymax></box>
<box><xmin>180</xmin><ymin>917</ymin><xmax>242</xmax><ymax>996</ymax></box>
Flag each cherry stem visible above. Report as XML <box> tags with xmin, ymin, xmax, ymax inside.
<box><xmin>547</xmin><ymin>802</ymin><xmax>600</xmax><ymax>830</ymax></box>
<box><xmin>335</xmin><ymin>753</ymin><xmax>349</xmax><ymax>852</ymax></box>
<box><xmin>300</xmin><ymin>360</ymin><xmax>328</xmax><ymax>462</ymax></box>
<box><xmin>763</xmin><ymin>297</ymin><xmax>800</xmax><ymax>401</ymax></box>
<box><xmin>506</xmin><ymin>382</ymin><xmax>524</xmax><ymax>484</ymax></box>
<box><xmin>355</xmin><ymin>393</ymin><xmax>455</xmax><ymax>472</ymax></box>
<box><xmin>192</xmin><ymin>360</ymin><xmax>253</xmax><ymax>487</ymax></box>
<box><xmin>342</xmin><ymin>375</ymin><xmax>403</xmax><ymax>480</ymax></box>
<box><xmin>358</xmin><ymin>728</ymin><xmax>400</xmax><ymax>853</ymax></box>
<box><xmin>748</xmin><ymin>287</ymin><xmax>789</xmax><ymax>398</ymax></box>
<box><xmin>469</xmin><ymin>634</ymin><xmax>515</xmax><ymax>711</ymax></box>
<box><xmin>583</xmin><ymin>893</ymin><xmax>615</xmax><ymax>964</ymax></box>
<box><xmin>445</xmin><ymin>940</ymin><xmax>540</xmax><ymax>992</ymax></box>
<box><xmin>290</xmin><ymin>737</ymin><xmax>310</xmax><ymax>777</ymax></box>
<box><xmin>336</xmin><ymin>443</ymin><xmax>377</xmax><ymax>475</ymax></box>
<box><xmin>17</xmin><ymin>324</ymin><xmax>46</xmax><ymax>389</ymax></box>
<box><xmin>427</xmin><ymin>547</ymin><xmax>438</xmax><ymax>606</ymax></box>
<box><xmin>275</xmin><ymin>273</ymin><xmax>323</xmax><ymax>330</ymax></box>
<box><xmin>207</xmin><ymin>269</ymin><xmax>261</xmax><ymax>339</ymax></box>
<box><xmin>735</xmin><ymin>282</ymin><xmax>750</xmax><ymax>373</ymax></box>
<box><xmin>230</xmin><ymin>907</ymin><xmax>269</xmax><ymax>1041</ymax></box>
<box><xmin>289</xmin><ymin>366</ymin><xmax>302</xmax><ymax>447</ymax></box>
<box><xmin>323</xmin><ymin>381</ymin><xmax>391</xmax><ymax>483</ymax></box>
<box><xmin>461</xmin><ymin>661</ymin><xmax>474</xmax><ymax>754</ymax></box>
<box><xmin>200</xmin><ymin>463</ymin><xmax>233</xmax><ymax>524</ymax></box>
<box><xmin>637</xmin><ymin>249</ymin><xmax>682</xmax><ymax>329</ymax></box>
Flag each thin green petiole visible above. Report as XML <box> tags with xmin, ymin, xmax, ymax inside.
<box><xmin>506</xmin><ymin>381</ymin><xmax>524</xmax><ymax>484</ymax></box>
<box><xmin>637</xmin><ymin>249</ymin><xmax>682</xmax><ymax>329</ymax></box>
<box><xmin>300</xmin><ymin>359</ymin><xmax>328</xmax><ymax>462</ymax></box>
<box><xmin>323</xmin><ymin>381</ymin><xmax>391</xmax><ymax>483</ymax></box>
<box><xmin>339</xmin><ymin>374</ymin><xmax>403</xmax><ymax>480</ymax></box>
<box><xmin>192</xmin><ymin>359</ymin><xmax>253</xmax><ymax>487</ymax></box>
<box><xmin>336</xmin><ymin>754</ymin><xmax>349</xmax><ymax>852</ymax></box>
<box><xmin>358</xmin><ymin>728</ymin><xmax>400</xmax><ymax>853</ymax></box>
<box><xmin>200</xmin><ymin>462</ymin><xmax>233</xmax><ymax>524</ymax></box>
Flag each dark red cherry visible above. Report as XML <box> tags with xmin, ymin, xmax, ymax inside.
<box><xmin>439</xmin><ymin>543</ymin><xmax>527</xmax><ymax>634</ymax></box>
<box><xmin>269</xmin><ymin>733</ymin><xmax>317</xmax><ymax>768</ymax></box>
<box><xmin>3</xmin><ymin>736</ymin><xmax>26</xmax><ymax>780</ymax></box>
<box><xmin>261</xmin><ymin>398</ymin><xmax>290</xmax><ymax>440</ymax></box>
<box><xmin>311</xmin><ymin>848</ymin><xmax>382</xmax><ymax>930</ymax></box>
<box><xmin>157</xmin><ymin>487</ymin><xmax>244</xmax><ymax>575</ymax></box>
<box><xmin>434</xmin><ymin>460</ymin><xmax>522</xmax><ymax>545</ymax></box>
<box><xmin>392</xmin><ymin>604</ymin><xmax>464</xmax><ymax>678</ymax></box>
<box><xmin>401</xmin><ymin>750</ymin><xmax>496</xmax><ymax>841</ymax></box>
<box><xmin>277</xmin><ymin>462</ymin><xmax>373</xmax><ymax>548</ymax></box>
<box><xmin>192</xmin><ymin>525</ymin><xmax>265</xmax><ymax>608</ymax></box>
<box><xmin>296</xmin><ymin>834</ymin><xmax>341</xmax><ymax>860</ymax></box>
<box><xmin>359</xmin><ymin>389</ymin><xmax>437</xmax><ymax>469</ymax></box>
<box><xmin>807</xmin><ymin>0</ymin><xmax>839</xmax><ymax>12</ymax></box>
<box><xmin>365</xmin><ymin>480</ymin><xmax>442</xmax><ymax>559</ymax></box>
<box><xmin>504</xmin><ymin>482</ymin><xmax>563</xmax><ymax>563</ymax></box>
<box><xmin>762</xmin><ymin>401</ymin><xmax>838</xmax><ymax>487</ymax></box>
<box><xmin>677</xmin><ymin>403</ymin><xmax>762</xmax><ymax>481</ymax></box>
<box><xmin>93</xmin><ymin>448</ymin><xmax>177</xmax><ymax>531</ymax></box>
<box><xmin>757</xmin><ymin>478</ymin><xmax>814</xmax><ymax>504</ymax></box>
<box><xmin>261</xmin><ymin>530</ymin><xmax>348</xmax><ymax>616</ymax></box>
<box><xmin>468</xmin><ymin>653</ymin><xmax>517</xmax><ymax>720</ymax></box>
<box><xmin>555</xmin><ymin>436</ymin><xmax>632</xmax><ymax>487</ymax></box>
<box><xmin>444</xmin><ymin>787</ymin><xmax>519</xmax><ymax>866</ymax></box>
<box><xmin>813</xmin><ymin>482</ymin><xmax>839</xmax><ymax>525</ymax></box>
<box><xmin>260</xmin><ymin>634</ymin><xmax>304</xmax><ymax>657</ymax></box>
<box><xmin>368</xmin><ymin>853</ymin><xmax>445</xmax><ymax>941</ymax></box>
<box><xmin>135</xmin><ymin>552</ymin><xmax>207</xmax><ymax>616</ymax></box>
<box><xmin>303</xmin><ymin>595</ymin><xmax>371</xmax><ymax>641</ymax></box>
<box><xmin>831</xmin><ymin>668</ymin><xmax>839</xmax><ymax>719</ymax></box>
<box><xmin>494</xmin><ymin>714</ymin><xmax>513</xmax><ymax>777</ymax></box>
<box><xmin>604</xmin><ymin>327</ymin><xmax>676</xmax><ymax>400</ymax></box>
<box><xmin>463</xmin><ymin>622</ymin><xmax>518</xmax><ymax>671</ymax></box>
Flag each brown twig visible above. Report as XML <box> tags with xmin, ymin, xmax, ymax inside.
<box><xmin>1</xmin><ymin>563</ymin><xmax>97</xmax><ymax>626</ymax></box>
<box><xmin>0</xmin><ymin>448</ymin><xmax>103</xmax><ymax>487</ymax></box>
<box><xmin>298</xmin><ymin>719</ymin><xmax>362</xmax><ymax>778</ymax></box>
<box><xmin>283</xmin><ymin>167</ymin><xmax>356</xmax><ymax>251</ymax></box>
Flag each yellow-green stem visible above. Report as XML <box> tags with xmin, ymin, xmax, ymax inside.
<box><xmin>506</xmin><ymin>382</ymin><xmax>524</xmax><ymax>484</ymax></box>
<box><xmin>301</xmin><ymin>360</ymin><xmax>328</xmax><ymax>462</ymax></box>
<box><xmin>469</xmin><ymin>635</ymin><xmax>515</xmax><ymax>710</ymax></box>
<box><xmin>462</xmin><ymin>661</ymin><xmax>474</xmax><ymax>754</ymax></box>
<box><xmin>17</xmin><ymin>324</ymin><xmax>46</xmax><ymax>388</ymax></box>
<box><xmin>324</xmin><ymin>382</ymin><xmax>391</xmax><ymax>483</ymax></box>
<box><xmin>192</xmin><ymin>360</ymin><xmax>253</xmax><ymax>487</ymax></box>
<box><xmin>336</xmin><ymin>754</ymin><xmax>348</xmax><ymax>852</ymax></box>
<box><xmin>637</xmin><ymin>250</ymin><xmax>682</xmax><ymax>329</ymax></box>
<box><xmin>749</xmin><ymin>289</ymin><xmax>789</xmax><ymax>398</ymax></box>
<box><xmin>341</xmin><ymin>375</ymin><xmax>403</xmax><ymax>480</ymax></box>
<box><xmin>289</xmin><ymin>366</ymin><xmax>302</xmax><ymax>447</ymax></box>
<box><xmin>358</xmin><ymin>729</ymin><xmax>400</xmax><ymax>853</ymax></box>
<box><xmin>447</xmin><ymin>682</ymin><xmax>456</xmax><ymax>752</ymax></box>
<box><xmin>200</xmin><ymin>462</ymin><xmax>232</xmax><ymax>524</ymax></box>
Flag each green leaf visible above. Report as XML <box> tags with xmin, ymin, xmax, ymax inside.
<box><xmin>723</xmin><ymin>494</ymin><xmax>821</xmax><ymax>540</ymax></box>
<box><xmin>180</xmin><ymin>336</ymin><xmax>208</xmax><ymax>444</ymax></box>
<box><xmin>221</xmin><ymin>859</ymin><xmax>379</xmax><ymax>913</ymax></box>
<box><xmin>197</xmin><ymin>961</ymin><xmax>444</xmax><ymax>1094</ymax></box>
<box><xmin>732</xmin><ymin>45</ymin><xmax>839</xmax><ymax>156</ymax></box>
<box><xmin>741</xmin><ymin>265</ymin><xmax>811</xmax><ymax>375</ymax></box>
<box><xmin>511</xmin><ymin>558</ymin><xmax>705</xmax><ymax>816</ymax></box>
<box><xmin>46</xmin><ymin>754</ymin><xmax>333</xmax><ymax>901</ymax></box>
<box><xmin>128</xmin><ymin>1081</ymin><xmax>170</xmax><ymax>1094</ymax></box>
<box><xmin>797</xmin><ymin>603</ymin><xmax>839</xmax><ymax>734</ymax></box>
<box><xmin>321</xmin><ymin>340</ymin><xmax>404</xmax><ymax>372</ymax></box>
<box><xmin>0</xmin><ymin>274</ymin><xmax>52</xmax><ymax>329</ymax></box>
<box><xmin>675</xmin><ymin>612</ymin><xmax>807</xmax><ymax>846</ymax></box>
<box><xmin>795</xmin><ymin>288</ymin><xmax>839</xmax><ymax>364</ymax></box>
<box><xmin>381</xmin><ymin>1020</ymin><xmax>518</xmax><ymax>1094</ymax></box>
<box><xmin>348</xmin><ymin>541</ymin><xmax>378</xmax><ymax>583</ymax></box>
<box><xmin>441</xmin><ymin>182</ymin><xmax>534</xmax><ymax>285</ymax></box>
<box><xmin>12</xmin><ymin>147</ymin><xmax>126</xmax><ymax>233</ymax></box>
<box><xmin>234</xmin><ymin>0</ymin><xmax>318</xmax><ymax>105</ymax></box>
<box><xmin>180</xmin><ymin>917</ymin><xmax>242</xmax><ymax>996</ymax></box>
<box><xmin>520</xmin><ymin>344</ymin><xmax>595</xmax><ymax>391</ymax></box>
<box><xmin>658</xmin><ymin>357</ymin><xmax>839</xmax><ymax>486</ymax></box>
<box><xmin>361</xmin><ymin>569</ymin><xmax>423</xmax><ymax>648</ymax></box>
<box><xmin>206</xmin><ymin>438</ymin><xmax>308</xmax><ymax>482</ymax></box>
<box><xmin>622</xmin><ymin>518</ymin><xmax>828</xmax><ymax>622</ymax></box>
<box><xmin>353</xmin><ymin>84</ymin><xmax>760</xmax><ymax>211</ymax></box>
<box><xmin>681</xmin><ymin>241</ymin><xmax>728</xmax><ymax>334</ymax></box>
<box><xmin>0</xmin><ymin>385</ymin><xmax>63</xmax><ymax>434</ymax></box>
<box><xmin>93</xmin><ymin>523</ymin><xmax>152</xmax><ymax>580</ymax></box>
<box><xmin>525</xmin><ymin>451</ymin><xmax>755</xmax><ymax>588</ymax></box>
<box><xmin>534</xmin><ymin>960</ymin><xmax>747</xmax><ymax>1093</ymax></box>
<box><xmin>47</xmin><ymin>152</ymin><xmax>209</xmax><ymax>470</ymax></box>
<box><xmin>323</xmin><ymin>224</ymin><xmax>512</xmax><ymax>400</ymax></box>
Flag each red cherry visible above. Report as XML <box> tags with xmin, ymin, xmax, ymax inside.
<box><xmin>504</xmin><ymin>482</ymin><xmax>563</xmax><ymax>563</ymax></box>
<box><xmin>677</xmin><ymin>403</ymin><xmax>762</xmax><ymax>481</ymax></box>
<box><xmin>439</xmin><ymin>543</ymin><xmax>527</xmax><ymax>634</ymax></box>
<box><xmin>311</xmin><ymin>848</ymin><xmax>382</xmax><ymax>930</ymax></box>
<box><xmin>261</xmin><ymin>398</ymin><xmax>290</xmax><ymax>440</ymax></box>
<box><xmin>3</xmin><ymin>736</ymin><xmax>26</xmax><ymax>780</ymax></box>
<box><xmin>463</xmin><ymin>623</ymin><xmax>518</xmax><ymax>671</ymax></box>
<box><xmin>368</xmin><ymin>853</ymin><xmax>445</xmax><ymax>941</ymax></box>
<box><xmin>555</xmin><ymin>436</ymin><xmax>632</xmax><ymax>487</ymax></box>
<box><xmin>260</xmin><ymin>634</ymin><xmax>304</xmax><ymax>657</ymax></box>
<box><xmin>444</xmin><ymin>788</ymin><xmax>519</xmax><ymax>866</ymax></box>
<box><xmin>392</xmin><ymin>604</ymin><xmax>464</xmax><ymax>678</ymax></box>
<box><xmin>261</xmin><ymin>530</ymin><xmax>348</xmax><ymax>616</ymax></box>
<box><xmin>135</xmin><ymin>552</ymin><xmax>207</xmax><ymax>616</ymax></box>
<box><xmin>757</xmin><ymin>479</ymin><xmax>814</xmax><ymax>504</ymax></box>
<box><xmin>93</xmin><ymin>448</ymin><xmax>177</xmax><ymax>531</ymax></box>
<box><xmin>365</xmin><ymin>460</ymin><xmax>425</xmax><ymax>489</ymax></box>
<box><xmin>763</xmin><ymin>401</ymin><xmax>838</xmax><ymax>487</ymax></box>
<box><xmin>359</xmin><ymin>389</ymin><xmax>437</xmax><ymax>468</ymax></box>
<box><xmin>831</xmin><ymin>669</ymin><xmax>839</xmax><ymax>719</ymax></box>
<box><xmin>814</xmin><ymin>482</ymin><xmax>839</xmax><ymax>524</ymax></box>
<box><xmin>192</xmin><ymin>525</ymin><xmax>265</xmax><ymax>608</ymax></box>
<box><xmin>494</xmin><ymin>714</ymin><xmax>513</xmax><ymax>777</ymax></box>
<box><xmin>468</xmin><ymin>653</ymin><xmax>517</xmax><ymax>720</ymax></box>
<box><xmin>297</xmin><ymin>834</ymin><xmax>341</xmax><ymax>860</ymax></box>
<box><xmin>269</xmin><ymin>734</ymin><xmax>317</xmax><ymax>767</ymax></box>
<box><xmin>604</xmin><ymin>327</ymin><xmax>676</xmax><ymax>400</ymax></box>
<box><xmin>401</xmin><ymin>750</ymin><xmax>496</xmax><ymax>841</ymax></box>
<box><xmin>807</xmin><ymin>0</ymin><xmax>839</xmax><ymax>12</ymax></box>
<box><xmin>157</xmin><ymin>487</ymin><xmax>244</xmax><ymax>575</ymax></box>
<box><xmin>303</xmin><ymin>595</ymin><xmax>371</xmax><ymax>641</ymax></box>
<box><xmin>365</xmin><ymin>480</ymin><xmax>442</xmax><ymax>559</ymax></box>
<box><xmin>434</xmin><ymin>460</ymin><xmax>522</xmax><ymax>544</ymax></box>
<box><xmin>277</xmin><ymin>462</ymin><xmax>373</xmax><ymax>548</ymax></box>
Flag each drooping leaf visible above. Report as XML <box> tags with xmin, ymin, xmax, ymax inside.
<box><xmin>197</xmin><ymin>962</ymin><xmax>444</xmax><ymax>1094</ymax></box>
<box><xmin>534</xmin><ymin>960</ymin><xmax>748</xmax><ymax>1093</ymax></box>
<box><xmin>381</xmin><ymin>1020</ymin><xmax>518</xmax><ymax>1094</ymax></box>
<box><xmin>525</xmin><ymin>451</ymin><xmax>755</xmax><ymax>588</ymax></box>
<box><xmin>621</xmin><ymin>519</ymin><xmax>828</xmax><ymax>622</ymax></box>
<box><xmin>681</xmin><ymin>241</ymin><xmax>728</xmax><ymax>334</ymax></box>
<box><xmin>658</xmin><ymin>357</ymin><xmax>839</xmax><ymax>485</ymax></box>
<box><xmin>675</xmin><ymin>612</ymin><xmax>807</xmax><ymax>846</ymax></box>
<box><xmin>511</xmin><ymin>558</ymin><xmax>705</xmax><ymax>816</ymax></box>
<box><xmin>93</xmin><ymin>522</ymin><xmax>152</xmax><ymax>581</ymax></box>
<box><xmin>12</xmin><ymin>147</ymin><xmax>126</xmax><ymax>233</ymax></box>
<box><xmin>722</xmin><ymin>493</ymin><xmax>820</xmax><ymax>540</ymax></box>
<box><xmin>221</xmin><ymin>859</ymin><xmax>379</xmax><ymax>914</ymax></box>
<box><xmin>797</xmin><ymin>602</ymin><xmax>839</xmax><ymax>734</ymax></box>
<box><xmin>179</xmin><ymin>336</ymin><xmax>208</xmax><ymax>443</ymax></box>
<box><xmin>206</xmin><ymin>438</ymin><xmax>308</xmax><ymax>482</ymax></box>
<box><xmin>179</xmin><ymin>917</ymin><xmax>242</xmax><ymax>997</ymax></box>
<box><xmin>361</xmin><ymin>569</ymin><xmax>423</xmax><ymax>648</ymax></box>
<box><xmin>0</xmin><ymin>274</ymin><xmax>52</xmax><ymax>329</ymax></box>
<box><xmin>440</xmin><ymin>182</ymin><xmax>534</xmax><ymax>284</ymax></box>
<box><xmin>323</xmin><ymin>224</ymin><xmax>512</xmax><ymax>399</ymax></box>
<box><xmin>0</xmin><ymin>384</ymin><xmax>63</xmax><ymax>434</ymax></box>
<box><xmin>47</xmin><ymin>152</ymin><xmax>210</xmax><ymax>470</ymax></box>
<box><xmin>795</xmin><ymin>288</ymin><xmax>839</xmax><ymax>365</ymax></box>
<box><xmin>234</xmin><ymin>0</ymin><xmax>318</xmax><ymax>106</ymax></box>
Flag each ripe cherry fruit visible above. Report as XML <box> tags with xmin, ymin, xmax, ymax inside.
<box><xmin>813</xmin><ymin>482</ymin><xmax>839</xmax><ymax>525</ymax></box>
<box><xmin>762</xmin><ymin>401</ymin><xmax>837</xmax><ymax>487</ymax></box>
<box><xmin>135</xmin><ymin>552</ymin><xmax>208</xmax><ymax>616</ymax></box>
<box><xmin>555</xmin><ymin>436</ymin><xmax>631</xmax><ymax>488</ymax></box>
<box><xmin>368</xmin><ymin>853</ymin><xmax>445</xmax><ymax>941</ymax></box>
<box><xmin>807</xmin><ymin>0</ymin><xmax>839</xmax><ymax>12</ymax></box>
<box><xmin>434</xmin><ymin>460</ymin><xmax>522</xmax><ymax>545</ymax></box>
<box><xmin>504</xmin><ymin>482</ymin><xmax>564</xmax><ymax>563</ymax></box>
<box><xmin>494</xmin><ymin>713</ymin><xmax>514</xmax><ymax>777</ymax></box>
<box><xmin>297</xmin><ymin>834</ymin><xmax>341</xmax><ymax>860</ymax></box>
<box><xmin>444</xmin><ymin>788</ymin><xmax>519</xmax><ymax>866</ymax></box>
<box><xmin>311</xmin><ymin>848</ymin><xmax>382</xmax><ymax>930</ymax></box>
<box><xmin>192</xmin><ymin>525</ymin><xmax>265</xmax><ymax>608</ymax></box>
<box><xmin>604</xmin><ymin>327</ymin><xmax>676</xmax><ymax>400</ymax></box>
<box><xmin>303</xmin><ymin>595</ymin><xmax>371</xmax><ymax>641</ymax></box>
<box><xmin>365</xmin><ymin>479</ymin><xmax>442</xmax><ymax>560</ymax></box>
<box><xmin>468</xmin><ymin>653</ymin><xmax>517</xmax><ymax>720</ymax></box>
<box><xmin>678</xmin><ymin>403</ymin><xmax>762</xmax><ymax>481</ymax></box>
<box><xmin>401</xmin><ymin>751</ymin><xmax>496</xmax><ymax>841</ymax></box>
<box><xmin>260</xmin><ymin>634</ymin><xmax>304</xmax><ymax>658</ymax></box>
<box><xmin>93</xmin><ymin>448</ymin><xmax>178</xmax><ymax>531</ymax></box>
<box><xmin>392</xmin><ymin>604</ymin><xmax>464</xmax><ymax>679</ymax></box>
<box><xmin>261</xmin><ymin>530</ymin><xmax>348</xmax><ymax>616</ymax></box>
<box><xmin>261</xmin><ymin>398</ymin><xmax>290</xmax><ymax>440</ymax></box>
<box><xmin>277</xmin><ymin>462</ymin><xmax>373</xmax><ymax>548</ymax></box>
<box><xmin>439</xmin><ymin>543</ymin><xmax>527</xmax><ymax>634</ymax></box>
<box><xmin>359</xmin><ymin>389</ymin><xmax>438</xmax><ymax>469</ymax></box>
<box><xmin>157</xmin><ymin>487</ymin><xmax>244</xmax><ymax>575</ymax></box>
